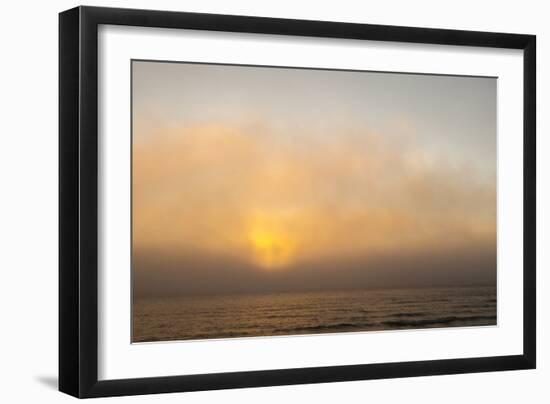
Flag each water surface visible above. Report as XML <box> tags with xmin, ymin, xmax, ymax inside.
<box><xmin>133</xmin><ymin>286</ymin><xmax>496</xmax><ymax>342</ymax></box>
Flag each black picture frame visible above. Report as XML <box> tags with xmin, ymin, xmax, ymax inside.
<box><xmin>59</xmin><ymin>5</ymin><xmax>536</xmax><ymax>398</ymax></box>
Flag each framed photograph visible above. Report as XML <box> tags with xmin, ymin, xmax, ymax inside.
<box><xmin>59</xmin><ymin>6</ymin><xmax>536</xmax><ymax>398</ymax></box>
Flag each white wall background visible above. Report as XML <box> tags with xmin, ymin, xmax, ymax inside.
<box><xmin>0</xmin><ymin>0</ymin><xmax>546</xmax><ymax>402</ymax></box>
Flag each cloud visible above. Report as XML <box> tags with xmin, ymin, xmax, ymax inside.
<box><xmin>133</xmin><ymin>122</ymin><xmax>496</xmax><ymax>296</ymax></box>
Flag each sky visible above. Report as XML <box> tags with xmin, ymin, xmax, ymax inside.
<box><xmin>132</xmin><ymin>60</ymin><xmax>497</xmax><ymax>298</ymax></box>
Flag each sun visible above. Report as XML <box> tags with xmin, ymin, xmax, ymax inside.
<box><xmin>248</xmin><ymin>227</ymin><xmax>296</xmax><ymax>269</ymax></box>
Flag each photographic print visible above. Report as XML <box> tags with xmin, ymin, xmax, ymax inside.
<box><xmin>131</xmin><ymin>60</ymin><xmax>497</xmax><ymax>343</ymax></box>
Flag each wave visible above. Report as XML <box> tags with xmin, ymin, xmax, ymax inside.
<box><xmin>381</xmin><ymin>315</ymin><xmax>496</xmax><ymax>327</ymax></box>
<box><xmin>270</xmin><ymin>314</ymin><xmax>497</xmax><ymax>334</ymax></box>
<box><xmin>389</xmin><ymin>312</ymin><xmax>427</xmax><ymax>318</ymax></box>
<box><xmin>275</xmin><ymin>322</ymin><xmax>373</xmax><ymax>333</ymax></box>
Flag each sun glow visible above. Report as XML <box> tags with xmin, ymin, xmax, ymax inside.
<box><xmin>248</xmin><ymin>226</ymin><xmax>296</xmax><ymax>269</ymax></box>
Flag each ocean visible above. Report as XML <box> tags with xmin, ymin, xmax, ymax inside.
<box><xmin>132</xmin><ymin>286</ymin><xmax>496</xmax><ymax>342</ymax></box>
